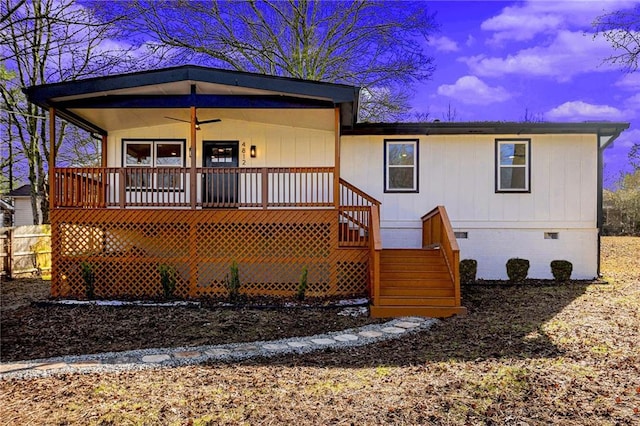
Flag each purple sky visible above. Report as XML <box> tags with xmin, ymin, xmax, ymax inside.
<box><xmin>410</xmin><ymin>0</ymin><xmax>638</xmax><ymax>187</ymax></box>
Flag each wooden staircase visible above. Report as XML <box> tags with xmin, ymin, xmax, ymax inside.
<box><xmin>370</xmin><ymin>247</ymin><xmax>467</xmax><ymax>318</ymax></box>
<box><xmin>368</xmin><ymin>205</ymin><xmax>467</xmax><ymax>319</ymax></box>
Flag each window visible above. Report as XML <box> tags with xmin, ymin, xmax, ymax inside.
<box><xmin>384</xmin><ymin>139</ymin><xmax>418</xmax><ymax>192</ymax></box>
<box><xmin>123</xmin><ymin>139</ymin><xmax>185</xmax><ymax>189</ymax></box>
<box><xmin>496</xmin><ymin>139</ymin><xmax>530</xmax><ymax>192</ymax></box>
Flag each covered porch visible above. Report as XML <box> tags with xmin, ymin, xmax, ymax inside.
<box><xmin>25</xmin><ymin>65</ymin><xmax>464</xmax><ymax>318</ymax></box>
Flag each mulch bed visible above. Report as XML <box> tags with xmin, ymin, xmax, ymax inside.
<box><xmin>0</xmin><ymin>279</ymin><xmax>382</xmax><ymax>362</ymax></box>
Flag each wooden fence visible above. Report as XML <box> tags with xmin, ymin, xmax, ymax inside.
<box><xmin>0</xmin><ymin>225</ymin><xmax>51</xmax><ymax>279</ymax></box>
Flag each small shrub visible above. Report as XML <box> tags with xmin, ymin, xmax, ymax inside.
<box><xmin>459</xmin><ymin>259</ymin><xmax>477</xmax><ymax>284</ymax></box>
<box><xmin>80</xmin><ymin>261</ymin><xmax>95</xmax><ymax>300</ymax></box>
<box><xmin>550</xmin><ymin>260</ymin><xmax>572</xmax><ymax>282</ymax></box>
<box><xmin>158</xmin><ymin>264</ymin><xmax>177</xmax><ymax>298</ymax></box>
<box><xmin>297</xmin><ymin>266</ymin><xmax>308</xmax><ymax>301</ymax></box>
<box><xmin>226</xmin><ymin>260</ymin><xmax>241</xmax><ymax>302</ymax></box>
<box><xmin>506</xmin><ymin>258</ymin><xmax>529</xmax><ymax>283</ymax></box>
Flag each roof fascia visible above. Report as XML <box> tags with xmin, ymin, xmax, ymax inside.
<box><xmin>343</xmin><ymin>122</ymin><xmax>631</xmax><ymax>136</ymax></box>
<box><xmin>54</xmin><ymin>94</ymin><xmax>335</xmax><ymax>109</ymax></box>
<box><xmin>23</xmin><ymin>65</ymin><xmax>359</xmax><ymax>106</ymax></box>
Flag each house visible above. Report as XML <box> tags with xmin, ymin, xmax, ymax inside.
<box><xmin>23</xmin><ymin>65</ymin><xmax>628</xmax><ymax>318</ymax></box>
<box><xmin>6</xmin><ymin>184</ymin><xmax>41</xmax><ymax>227</ymax></box>
<box><xmin>0</xmin><ymin>198</ymin><xmax>13</xmax><ymax>227</ymax></box>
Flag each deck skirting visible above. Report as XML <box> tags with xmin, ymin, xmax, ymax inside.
<box><xmin>50</xmin><ymin>208</ymin><xmax>369</xmax><ymax>299</ymax></box>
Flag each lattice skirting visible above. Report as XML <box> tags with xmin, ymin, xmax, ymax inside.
<box><xmin>50</xmin><ymin>209</ymin><xmax>369</xmax><ymax>299</ymax></box>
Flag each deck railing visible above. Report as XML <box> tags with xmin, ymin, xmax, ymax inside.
<box><xmin>54</xmin><ymin>167</ymin><xmax>335</xmax><ymax>209</ymax></box>
<box><xmin>338</xmin><ymin>178</ymin><xmax>381</xmax><ymax>247</ymax></box>
<box><xmin>421</xmin><ymin>205</ymin><xmax>461</xmax><ymax>305</ymax></box>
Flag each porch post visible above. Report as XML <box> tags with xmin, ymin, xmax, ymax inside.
<box><xmin>190</xmin><ymin>106</ymin><xmax>197</xmax><ymax>210</ymax></box>
<box><xmin>101</xmin><ymin>135</ymin><xmax>107</xmax><ymax>168</ymax></box>
<box><xmin>49</xmin><ymin>107</ymin><xmax>56</xmax><ymax>211</ymax></box>
<box><xmin>333</xmin><ymin>106</ymin><xmax>340</xmax><ymax>209</ymax></box>
<box><xmin>189</xmin><ymin>106</ymin><xmax>198</xmax><ymax>297</ymax></box>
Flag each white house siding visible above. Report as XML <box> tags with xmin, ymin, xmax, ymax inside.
<box><xmin>107</xmin><ymin>109</ymin><xmax>336</xmax><ymax>169</ymax></box>
<box><xmin>340</xmin><ymin>133</ymin><xmax>599</xmax><ymax>279</ymax></box>
<box><xmin>105</xmin><ymin>110</ymin><xmax>336</xmax><ymax>206</ymax></box>
<box><xmin>12</xmin><ymin>197</ymin><xmax>41</xmax><ymax>227</ymax></box>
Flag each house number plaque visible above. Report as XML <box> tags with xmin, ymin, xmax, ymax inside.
<box><xmin>241</xmin><ymin>141</ymin><xmax>247</xmax><ymax>165</ymax></box>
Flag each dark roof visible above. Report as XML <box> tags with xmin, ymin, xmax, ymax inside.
<box><xmin>23</xmin><ymin>65</ymin><xmax>361</xmax><ymax>133</ymax></box>
<box><xmin>344</xmin><ymin>121</ymin><xmax>630</xmax><ymax>143</ymax></box>
<box><xmin>7</xmin><ymin>184</ymin><xmax>31</xmax><ymax>197</ymax></box>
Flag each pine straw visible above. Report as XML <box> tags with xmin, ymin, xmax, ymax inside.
<box><xmin>1</xmin><ymin>237</ymin><xmax>639</xmax><ymax>425</ymax></box>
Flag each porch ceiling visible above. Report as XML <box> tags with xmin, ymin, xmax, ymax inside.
<box><xmin>69</xmin><ymin>107</ymin><xmax>336</xmax><ymax>131</ymax></box>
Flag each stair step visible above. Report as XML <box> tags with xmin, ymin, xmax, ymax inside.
<box><xmin>380</xmin><ymin>271</ymin><xmax>451</xmax><ymax>281</ymax></box>
<box><xmin>380</xmin><ymin>249</ymin><xmax>441</xmax><ymax>258</ymax></box>
<box><xmin>377</xmin><ymin>296</ymin><xmax>457</xmax><ymax>307</ymax></box>
<box><xmin>379</xmin><ymin>287</ymin><xmax>454</xmax><ymax>297</ymax></box>
<box><xmin>370</xmin><ymin>305</ymin><xmax>467</xmax><ymax>319</ymax></box>
<box><xmin>379</xmin><ymin>263</ymin><xmax>448</xmax><ymax>272</ymax></box>
<box><xmin>379</xmin><ymin>278</ymin><xmax>453</xmax><ymax>288</ymax></box>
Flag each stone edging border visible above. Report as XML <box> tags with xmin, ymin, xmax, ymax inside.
<box><xmin>0</xmin><ymin>317</ymin><xmax>437</xmax><ymax>381</ymax></box>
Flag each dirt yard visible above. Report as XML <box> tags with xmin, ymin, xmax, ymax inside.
<box><xmin>1</xmin><ymin>237</ymin><xmax>639</xmax><ymax>425</ymax></box>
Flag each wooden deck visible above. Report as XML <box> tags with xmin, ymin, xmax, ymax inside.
<box><xmin>50</xmin><ymin>167</ymin><xmax>464</xmax><ymax>318</ymax></box>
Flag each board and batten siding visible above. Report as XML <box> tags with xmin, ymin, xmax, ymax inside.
<box><xmin>340</xmin><ymin>133</ymin><xmax>599</xmax><ymax>279</ymax></box>
<box><xmin>106</xmin><ymin>109</ymin><xmax>336</xmax><ymax>169</ymax></box>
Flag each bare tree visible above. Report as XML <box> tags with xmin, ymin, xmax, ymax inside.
<box><xmin>594</xmin><ymin>5</ymin><xmax>640</xmax><ymax>71</ymax></box>
<box><xmin>0</xmin><ymin>0</ymin><xmax>141</xmax><ymax>224</ymax></box>
<box><xmin>521</xmin><ymin>108</ymin><xmax>544</xmax><ymax>123</ymax></box>
<box><xmin>90</xmin><ymin>0</ymin><xmax>438</xmax><ymax>122</ymax></box>
<box><xmin>629</xmin><ymin>142</ymin><xmax>640</xmax><ymax>171</ymax></box>
<box><xmin>442</xmin><ymin>102</ymin><xmax>458</xmax><ymax>122</ymax></box>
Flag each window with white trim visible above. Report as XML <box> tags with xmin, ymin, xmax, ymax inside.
<box><xmin>384</xmin><ymin>139</ymin><xmax>418</xmax><ymax>192</ymax></box>
<box><xmin>123</xmin><ymin>139</ymin><xmax>185</xmax><ymax>189</ymax></box>
<box><xmin>496</xmin><ymin>139</ymin><xmax>530</xmax><ymax>192</ymax></box>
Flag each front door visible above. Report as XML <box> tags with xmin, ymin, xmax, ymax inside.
<box><xmin>202</xmin><ymin>141</ymin><xmax>239</xmax><ymax>207</ymax></box>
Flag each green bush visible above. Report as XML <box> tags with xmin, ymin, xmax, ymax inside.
<box><xmin>297</xmin><ymin>266</ymin><xmax>308</xmax><ymax>301</ymax></box>
<box><xmin>158</xmin><ymin>264</ymin><xmax>177</xmax><ymax>298</ymax></box>
<box><xmin>459</xmin><ymin>259</ymin><xmax>477</xmax><ymax>285</ymax></box>
<box><xmin>226</xmin><ymin>260</ymin><xmax>241</xmax><ymax>302</ymax></box>
<box><xmin>550</xmin><ymin>260</ymin><xmax>572</xmax><ymax>282</ymax></box>
<box><xmin>80</xmin><ymin>261</ymin><xmax>95</xmax><ymax>300</ymax></box>
<box><xmin>506</xmin><ymin>258</ymin><xmax>529</xmax><ymax>283</ymax></box>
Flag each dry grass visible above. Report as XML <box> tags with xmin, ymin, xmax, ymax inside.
<box><xmin>1</xmin><ymin>237</ymin><xmax>639</xmax><ymax>425</ymax></box>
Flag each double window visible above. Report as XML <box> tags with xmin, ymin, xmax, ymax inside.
<box><xmin>496</xmin><ymin>139</ymin><xmax>530</xmax><ymax>192</ymax></box>
<box><xmin>384</xmin><ymin>139</ymin><xmax>419</xmax><ymax>192</ymax></box>
<box><xmin>123</xmin><ymin>139</ymin><xmax>186</xmax><ymax>190</ymax></box>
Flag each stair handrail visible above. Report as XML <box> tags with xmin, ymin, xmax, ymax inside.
<box><xmin>369</xmin><ymin>204</ymin><xmax>382</xmax><ymax>307</ymax></box>
<box><xmin>421</xmin><ymin>206</ymin><xmax>460</xmax><ymax>307</ymax></box>
<box><xmin>339</xmin><ymin>178</ymin><xmax>381</xmax><ymax>207</ymax></box>
<box><xmin>338</xmin><ymin>178</ymin><xmax>380</xmax><ymax>247</ymax></box>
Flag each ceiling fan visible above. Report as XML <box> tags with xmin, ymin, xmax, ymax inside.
<box><xmin>164</xmin><ymin>116</ymin><xmax>221</xmax><ymax>130</ymax></box>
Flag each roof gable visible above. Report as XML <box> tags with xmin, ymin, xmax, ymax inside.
<box><xmin>23</xmin><ymin>65</ymin><xmax>360</xmax><ymax>134</ymax></box>
<box><xmin>24</xmin><ymin>65</ymin><xmax>360</xmax><ymax>107</ymax></box>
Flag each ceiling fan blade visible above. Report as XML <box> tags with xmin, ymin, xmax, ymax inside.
<box><xmin>197</xmin><ymin>118</ymin><xmax>222</xmax><ymax>125</ymax></box>
<box><xmin>164</xmin><ymin>116</ymin><xmax>190</xmax><ymax>123</ymax></box>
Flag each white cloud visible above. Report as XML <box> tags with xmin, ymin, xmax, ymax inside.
<box><xmin>437</xmin><ymin>76</ymin><xmax>511</xmax><ymax>105</ymax></box>
<box><xmin>427</xmin><ymin>36</ymin><xmax>459</xmax><ymax>52</ymax></box>
<box><xmin>462</xmin><ymin>30</ymin><xmax>616</xmax><ymax>81</ymax></box>
<box><xmin>625</xmin><ymin>93</ymin><xmax>640</xmax><ymax>109</ymax></box>
<box><xmin>545</xmin><ymin>100</ymin><xmax>629</xmax><ymax>121</ymax></box>
<box><xmin>615</xmin><ymin>72</ymin><xmax>640</xmax><ymax>90</ymax></box>
<box><xmin>481</xmin><ymin>0</ymin><xmax>640</xmax><ymax>43</ymax></box>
